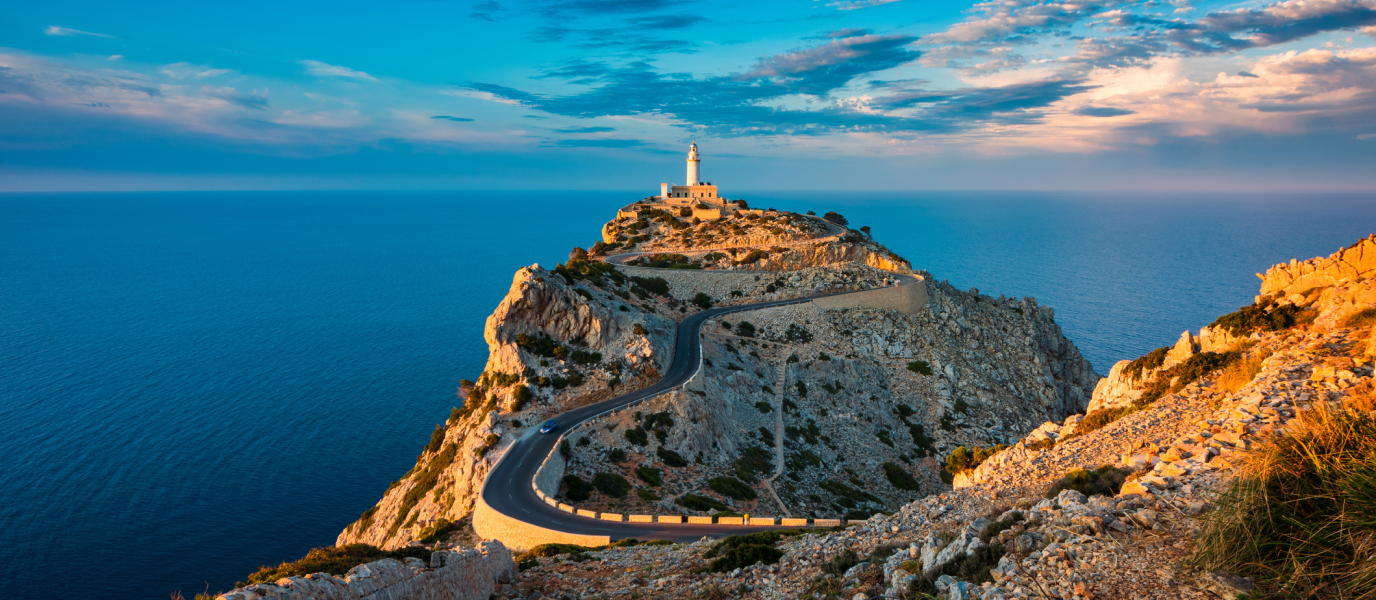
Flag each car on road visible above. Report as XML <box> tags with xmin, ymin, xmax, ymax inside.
<box><xmin>539</xmin><ymin>419</ymin><xmax>558</xmax><ymax>434</ymax></box>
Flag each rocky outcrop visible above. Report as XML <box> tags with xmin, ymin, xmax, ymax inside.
<box><xmin>483</xmin><ymin>264</ymin><xmax>676</xmax><ymax>383</ymax></box>
<box><xmin>216</xmin><ymin>541</ymin><xmax>514</xmax><ymax>600</ymax></box>
<box><xmin>1258</xmin><ymin>234</ymin><xmax>1376</xmax><ymax>296</ymax></box>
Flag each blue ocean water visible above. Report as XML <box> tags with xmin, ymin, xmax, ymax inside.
<box><xmin>1</xmin><ymin>191</ymin><xmax>1371</xmax><ymax>599</ymax></box>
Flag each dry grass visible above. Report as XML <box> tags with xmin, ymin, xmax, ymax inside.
<box><xmin>1215</xmin><ymin>345</ymin><xmax>1272</xmax><ymax>393</ymax></box>
<box><xmin>1191</xmin><ymin>393</ymin><xmax>1376</xmax><ymax>598</ymax></box>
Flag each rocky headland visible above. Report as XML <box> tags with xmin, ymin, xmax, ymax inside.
<box><xmin>212</xmin><ymin>204</ymin><xmax>1376</xmax><ymax>600</ymax></box>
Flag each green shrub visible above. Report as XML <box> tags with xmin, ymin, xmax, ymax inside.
<box><xmin>736</xmin><ymin>321</ymin><xmax>756</xmax><ymax>337</ymax></box>
<box><xmin>516</xmin><ymin>333</ymin><xmax>563</xmax><ymax>358</ymax></box>
<box><xmin>784</xmin><ymin>324</ymin><xmax>813</xmax><ymax>343</ymax></box>
<box><xmin>656</xmin><ymin>446</ymin><xmax>689</xmax><ymax>467</ymax></box>
<box><xmin>819</xmin><ymin>480</ymin><xmax>879</xmax><ymax>504</ymax></box>
<box><xmin>1210</xmin><ymin>295</ymin><xmax>1311</xmax><ymax>336</ymax></box>
<box><xmin>676</xmin><ymin>493</ymin><xmax>729</xmax><ymax>512</ymax></box>
<box><xmin>629</xmin><ymin>276</ymin><xmax>670</xmax><ymax>296</ymax></box>
<box><xmin>704</xmin><ymin>531</ymin><xmax>784</xmax><ymax>572</ymax></box>
<box><xmin>876</xmin><ymin>431</ymin><xmax>894</xmax><ymax>447</ymax></box>
<box><xmin>242</xmin><ymin>544</ymin><xmax>432</xmax><ymax>586</ymax></box>
<box><xmin>569</xmin><ymin>349</ymin><xmax>602</xmax><ymax>365</ymax></box>
<box><xmin>563</xmin><ymin>475</ymin><xmax>591</xmax><ymax>501</ymax></box>
<box><xmin>795</xmin><ymin>381</ymin><xmax>807</xmax><ymax>397</ymax></box>
<box><xmin>708</xmin><ymin>476</ymin><xmax>757</xmax><ymax>500</ymax></box>
<box><xmin>424</xmin><ymin>423</ymin><xmax>446</xmax><ymax>454</ymax></box>
<box><xmin>607</xmin><ymin>448</ymin><xmax>627</xmax><ymax>463</ymax></box>
<box><xmin>822</xmin><ymin>549</ymin><xmax>860</xmax><ymax>576</ymax></box>
<box><xmin>822</xmin><ymin>211</ymin><xmax>848</xmax><ymax>226</ymax></box>
<box><xmin>1124</xmin><ymin>346</ymin><xmax>1169</xmax><ymax>380</ymax></box>
<box><xmin>593</xmin><ymin>473</ymin><xmax>632</xmax><ymax>497</ymax></box>
<box><xmin>625</xmin><ymin>427</ymin><xmax>649</xmax><ymax>446</ymax></box>
<box><xmin>636</xmin><ymin>466</ymin><xmax>662</xmax><ymax>486</ymax></box>
<box><xmin>511</xmin><ymin>385</ymin><xmax>533</xmax><ymax>412</ymax></box>
<box><xmin>755</xmin><ymin>401</ymin><xmax>773</xmax><ymax>413</ymax></box>
<box><xmin>883</xmin><ymin>462</ymin><xmax>921</xmax><ymax>491</ymax></box>
<box><xmin>693</xmin><ymin>292</ymin><xmax>712</xmax><ymax>308</ymax></box>
<box><xmin>1044</xmin><ymin>465</ymin><xmax>1132</xmax><ymax>498</ymax></box>
<box><xmin>736</xmin><ymin>250</ymin><xmax>768</xmax><ymax>265</ymax></box>
<box><xmin>942</xmin><ymin>445</ymin><xmax>1008</xmax><ymax>477</ymax></box>
<box><xmin>517</xmin><ymin>543</ymin><xmax>600</xmax><ymax>561</ymax></box>
<box><xmin>907</xmin><ymin>360</ymin><xmax>933</xmax><ymax>376</ymax></box>
<box><xmin>732</xmin><ymin>446</ymin><xmax>773</xmax><ymax>482</ymax></box>
<box><xmin>637</xmin><ymin>488</ymin><xmax>661</xmax><ymax>501</ymax></box>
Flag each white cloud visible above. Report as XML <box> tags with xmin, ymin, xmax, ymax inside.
<box><xmin>300</xmin><ymin>60</ymin><xmax>379</xmax><ymax>82</ymax></box>
<box><xmin>160</xmin><ymin>62</ymin><xmax>233</xmax><ymax>80</ymax></box>
<box><xmin>827</xmin><ymin>0</ymin><xmax>904</xmax><ymax>10</ymax></box>
<box><xmin>108</xmin><ymin>55</ymin><xmax>124</xmax><ymax>61</ymax></box>
<box><xmin>44</xmin><ymin>25</ymin><xmax>112</xmax><ymax>38</ymax></box>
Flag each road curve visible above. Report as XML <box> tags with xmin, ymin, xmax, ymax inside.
<box><xmin>481</xmin><ymin>260</ymin><xmax>915</xmax><ymax>543</ymax></box>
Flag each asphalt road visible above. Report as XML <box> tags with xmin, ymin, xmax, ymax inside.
<box><xmin>480</xmin><ymin>274</ymin><xmax>916</xmax><ymax>543</ymax></box>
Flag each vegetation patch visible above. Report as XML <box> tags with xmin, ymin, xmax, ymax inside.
<box><xmin>629</xmin><ymin>276</ymin><xmax>670</xmax><ymax>297</ymax></box>
<box><xmin>883</xmin><ymin>462</ymin><xmax>922</xmax><ymax>491</ymax></box>
<box><xmin>708</xmin><ymin>476</ymin><xmax>758</xmax><ymax>500</ymax></box>
<box><xmin>704</xmin><ymin>531</ymin><xmax>785</xmax><ymax>572</ymax></box>
<box><xmin>784</xmin><ymin>324</ymin><xmax>813</xmax><ymax>343</ymax></box>
<box><xmin>907</xmin><ymin>360</ymin><xmax>933</xmax><ymax>376</ymax></box>
<box><xmin>1191</xmin><ymin>395</ymin><xmax>1376</xmax><ymax>599</ymax></box>
<box><xmin>657</xmin><ymin>446</ymin><xmax>689</xmax><ymax>467</ymax></box>
<box><xmin>386</xmin><ymin>442</ymin><xmax>458</xmax><ymax>539</ymax></box>
<box><xmin>755</xmin><ymin>401</ymin><xmax>773</xmax><ymax>413</ymax></box>
<box><xmin>563</xmin><ymin>475</ymin><xmax>591</xmax><ymax>502</ymax></box>
<box><xmin>625</xmin><ymin>426</ymin><xmax>649</xmax><ymax>446</ymax></box>
<box><xmin>732</xmin><ymin>445</ymin><xmax>773</xmax><ymax>482</ymax></box>
<box><xmin>676</xmin><ymin>493</ymin><xmax>729</xmax><ymax>512</ymax></box>
<box><xmin>592</xmin><ymin>472</ymin><xmax>632</xmax><ymax>497</ymax></box>
<box><xmin>242</xmin><ymin>544</ymin><xmax>433</xmax><ymax>586</ymax></box>
<box><xmin>1044</xmin><ymin>465</ymin><xmax>1133</xmax><ymax>499</ymax></box>
<box><xmin>636</xmin><ymin>466</ymin><xmax>662</xmax><ymax>486</ymax></box>
<box><xmin>1210</xmin><ymin>295</ymin><xmax>1313</xmax><ymax>336</ymax></box>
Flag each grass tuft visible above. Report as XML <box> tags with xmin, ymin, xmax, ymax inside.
<box><xmin>1190</xmin><ymin>393</ymin><xmax>1376</xmax><ymax>598</ymax></box>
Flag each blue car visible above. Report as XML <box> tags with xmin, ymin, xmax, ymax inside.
<box><xmin>539</xmin><ymin>419</ymin><xmax>558</xmax><ymax>434</ymax></box>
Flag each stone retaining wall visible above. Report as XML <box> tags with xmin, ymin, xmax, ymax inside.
<box><xmin>216</xmin><ymin>541</ymin><xmax>515</xmax><ymax>600</ymax></box>
<box><xmin>471</xmin><ymin>493</ymin><xmax>610</xmax><ymax>553</ymax></box>
<box><xmin>811</xmin><ymin>278</ymin><xmax>928</xmax><ymax>315</ymax></box>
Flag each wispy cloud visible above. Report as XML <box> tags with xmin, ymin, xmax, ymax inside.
<box><xmin>161</xmin><ymin>63</ymin><xmax>233</xmax><ymax>80</ymax></box>
<box><xmin>470</xmin><ymin>1</ymin><xmax>503</xmax><ymax>21</ymax></box>
<box><xmin>44</xmin><ymin>25</ymin><xmax>112</xmax><ymax>38</ymax></box>
<box><xmin>548</xmin><ymin>138</ymin><xmax>646</xmax><ymax>147</ymax></box>
<box><xmin>300</xmin><ymin>60</ymin><xmax>378</xmax><ymax>82</ymax></box>
<box><xmin>827</xmin><ymin>0</ymin><xmax>904</xmax><ymax>10</ymax></box>
<box><xmin>431</xmin><ymin>115</ymin><xmax>474</xmax><ymax>121</ymax></box>
<box><xmin>202</xmin><ymin>86</ymin><xmax>269</xmax><ymax>110</ymax></box>
<box><xmin>555</xmin><ymin>125</ymin><xmax>615</xmax><ymax>133</ymax></box>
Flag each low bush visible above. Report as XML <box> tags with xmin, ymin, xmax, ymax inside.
<box><xmin>243</xmin><ymin>544</ymin><xmax>432</xmax><ymax>586</ymax></box>
<box><xmin>755</xmin><ymin>401</ymin><xmax>773</xmax><ymax>413</ymax></box>
<box><xmin>704</xmin><ymin>531</ymin><xmax>784</xmax><ymax>572</ymax></box>
<box><xmin>416</xmin><ymin>518</ymin><xmax>464</xmax><ymax>544</ymax></box>
<box><xmin>883</xmin><ymin>462</ymin><xmax>921</xmax><ymax>491</ymax></box>
<box><xmin>628</xmin><ymin>276</ymin><xmax>670</xmax><ymax>297</ymax></box>
<box><xmin>625</xmin><ymin>427</ymin><xmax>649</xmax><ymax>446</ymax></box>
<box><xmin>821</xmin><ymin>549</ymin><xmax>860</xmax><ymax>576</ymax></box>
<box><xmin>1210</xmin><ymin>295</ymin><xmax>1311</xmax><ymax>336</ymax></box>
<box><xmin>708</xmin><ymin>476</ymin><xmax>757</xmax><ymax>500</ymax></box>
<box><xmin>943</xmin><ymin>445</ymin><xmax>1008</xmax><ymax>477</ymax></box>
<box><xmin>607</xmin><ymin>448</ymin><xmax>627</xmax><ymax>462</ymax></box>
<box><xmin>907</xmin><ymin>360</ymin><xmax>933</xmax><ymax>376</ymax></box>
<box><xmin>693</xmin><ymin>292</ymin><xmax>713</xmax><ymax>308</ymax></box>
<box><xmin>636</xmin><ymin>466</ymin><xmax>662</xmax><ymax>486</ymax></box>
<box><xmin>592</xmin><ymin>472</ymin><xmax>632</xmax><ymax>497</ymax></box>
<box><xmin>784</xmin><ymin>324</ymin><xmax>813</xmax><ymax>343</ymax></box>
<box><xmin>1342</xmin><ymin>307</ymin><xmax>1376</xmax><ymax>328</ymax></box>
<box><xmin>1124</xmin><ymin>346</ymin><xmax>1169</xmax><ymax>380</ymax></box>
<box><xmin>732</xmin><ymin>445</ymin><xmax>773</xmax><ymax>482</ymax></box>
<box><xmin>822</xmin><ymin>211</ymin><xmax>848</xmax><ymax>226</ymax></box>
<box><xmin>511</xmin><ymin>385</ymin><xmax>533</xmax><ymax>412</ymax></box>
<box><xmin>676</xmin><ymin>493</ymin><xmax>729</xmax><ymax>512</ymax></box>
<box><xmin>517</xmin><ymin>543</ymin><xmax>600</xmax><ymax>562</ymax></box>
<box><xmin>736</xmin><ymin>321</ymin><xmax>756</xmax><ymax>337</ymax></box>
<box><xmin>424</xmin><ymin>423</ymin><xmax>446</xmax><ymax>454</ymax></box>
<box><xmin>907</xmin><ymin>543</ymin><xmax>1005</xmax><ymax>596</ymax></box>
<box><xmin>657</xmin><ymin>446</ymin><xmax>689</xmax><ymax>467</ymax></box>
<box><xmin>1190</xmin><ymin>397</ymin><xmax>1376</xmax><ymax>598</ymax></box>
<box><xmin>563</xmin><ymin>475</ymin><xmax>591</xmax><ymax>501</ymax></box>
<box><xmin>1044</xmin><ymin>465</ymin><xmax>1132</xmax><ymax>498</ymax></box>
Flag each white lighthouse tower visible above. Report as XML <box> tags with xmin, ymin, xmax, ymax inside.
<box><xmin>686</xmin><ymin>141</ymin><xmax>701</xmax><ymax>186</ymax></box>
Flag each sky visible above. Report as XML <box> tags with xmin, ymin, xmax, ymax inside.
<box><xmin>2</xmin><ymin>0</ymin><xmax>1375</xmax><ymax>191</ymax></box>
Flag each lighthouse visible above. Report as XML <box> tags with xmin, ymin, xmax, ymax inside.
<box><xmin>686</xmin><ymin>142</ymin><xmax>700</xmax><ymax>185</ymax></box>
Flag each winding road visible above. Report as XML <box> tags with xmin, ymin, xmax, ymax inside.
<box><xmin>480</xmin><ymin>225</ymin><xmax>917</xmax><ymax>543</ymax></box>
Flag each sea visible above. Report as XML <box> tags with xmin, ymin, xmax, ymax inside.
<box><xmin>1</xmin><ymin>190</ymin><xmax>1372</xmax><ymax>599</ymax></box>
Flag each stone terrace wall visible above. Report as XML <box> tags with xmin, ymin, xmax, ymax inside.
<box><xmin>533</xmin><ymin>441</ymin><xmax>566</xmax><ymax>497</ymax></box>
<box><xmin>217</xmin><ymin>541</ymin><xmax>515</xmax><ymax>600</ymax></box>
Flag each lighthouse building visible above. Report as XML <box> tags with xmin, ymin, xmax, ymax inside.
<box><xmin>618</xmin><ymin>143</ymin><xmax>755</xmax><ymax>221</ymax></box>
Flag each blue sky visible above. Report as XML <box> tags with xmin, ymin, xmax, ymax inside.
<box><xmin>2</xmin><ymin>0</ymin><xmax>1375</xmax><ymax>191</ymax></box>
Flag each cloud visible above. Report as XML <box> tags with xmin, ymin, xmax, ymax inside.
<box><xmin>743</xmin><ymin>34</ymin><xmax>921</xmax><ymax>94</ymax></box>
<box><xmin>202</xmin><ymin>86</ymin><xmax>269</xmax><ymax>110</ymax></box>
<box><xmin>808</xmin><ymin>28</ymin><xmax>875</xmax><ymax>39</ymax></box>
<box><xmin>531</xmin><ymin>0</ymin><xmax>673</xmax><ymax>16</ymax></box>
<box><xmin>431</xmin><ymin>115</ymin><xmax>474</xmax><ymax>121</ymax></box>
<box><xmin>1196</xmin><ymin>0</ymin><xmax>1376</xmax><ymax>49</ymax></box>
<box><xmin>827</xmin><ymin>0</ymin><xmax>904</xmax><ymax>10</ymax></box>
<box><xmin>160</xmin><ymin>62</ymin><xmax>233</xmax><ymax>80</ymax></box>
<box><xmin>555</xmin><ymin>126</ymin><xmax>615</xmax><ymax>132</ymax></box>
<box><xmin>300</xmin><ymin>60</ymin><xmax>378</xmax><ymax>82</ymax></box>
<box><xmin>470</xmin><ymin>1</ymin><xmax>503</xmax><ymax>21</ymax></box>
<box><xmin>548</xmin><ymin>138</ymin><xmax>647</xmax><ymax>147</ymax></box>
<box><xmin>108</xmin><ymin>55</ymin><xmax>124</xmax><ymax>61</ymax></box>
<box><xmin>44</xmin><ymin>26</ymin><xmax>112</xmax><ymax>38</ymax></box>
<box><xmin>923</xmin><ymin>0</ymin><xmax>1111</xmax><ymax>45</ymax></box>
<box><xmin>627</xmin><ymin>14</ymin><xmax>706</xmax><ymax>29</ymax></box>
<box><xmin>1073</xmin><ymin>105</ymin><xmax>1136</xmax><ymax>116</ymax></box>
